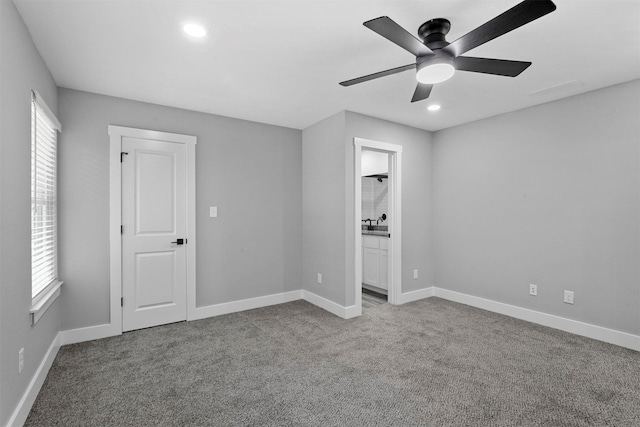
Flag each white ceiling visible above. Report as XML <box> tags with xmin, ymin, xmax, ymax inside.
<box><xmin>13</xmin><ymin>0</ymin><xmax>640</xmax><ymax>131</ymax></box>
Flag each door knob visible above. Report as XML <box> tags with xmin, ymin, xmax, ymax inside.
<box><xmin>171</xmin><ymin>238</ymin><xmax>185</xmax><ymax>245</ymax></box>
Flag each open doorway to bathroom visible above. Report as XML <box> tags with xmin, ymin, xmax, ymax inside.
<box><xmin>361</xmin><ymin>150</ymin><xmax>390</xmax><ymax>308</ymax></box>
<box><xmin>354</xmin><ymin>138</ymin><xmax>402</xmax><ymax>313</ymax></box>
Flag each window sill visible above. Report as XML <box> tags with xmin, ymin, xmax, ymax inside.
<box><xmin>30</xmin><ymin>281</ymin><xmax>63</xmax><ymax>326</ymax></box>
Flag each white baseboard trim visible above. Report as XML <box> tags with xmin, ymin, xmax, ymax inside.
<box><xmin>58</xmin><ymin>291</ymin><xmax>307</xmax><ymax>345</ymax></box>
<box><xmin>342</xmin><ymin>304</ymin><xmax>361</xmax><ymax>319</ymax></box>
<box><xmin>60</xmin><ymin>323</ymin><xmax>121</xmax><ymax>346</ymax></box>
<box><xmin>433</xmin><ymin>287</ymin><xmax>640</xmax><ymax>352</ymax></box>
<box><xmin>396</xmin><ymin>287</ymin><xmax>435</xmax><ymax>305</ymax></box>
<box><xmin>7</xmin><ymin>333</ymin><xmax>61</xmax><ymax>427</ymax></box>
<box><xmin>190</xmin><ymin>290</ymin><xmax>303</xmax><ymax>321</ymax></box>
<box><xmin>302</xmin><ymin>290</ymin><xmax>359</xmax><ymax>319</ymax></box>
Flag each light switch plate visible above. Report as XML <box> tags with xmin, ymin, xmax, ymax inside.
<box><xmin>209</xmin><ymin>206</ymin><xmax>218</xmax><ymax>218</ymax></box>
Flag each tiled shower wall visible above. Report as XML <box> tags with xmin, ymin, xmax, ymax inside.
<box><xmin>361</xmin><ymin>177</ymin><xmax>389</xmax><ymax>226</ymax></box>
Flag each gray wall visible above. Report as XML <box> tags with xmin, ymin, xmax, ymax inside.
<box><xmin>58</xmin><ymin>88</ymin><xmax>302</xmax><ymax>331</ymax></box>
<box><xmin>345</xmin><ymin>112</ymin><xmax>434</xmax><ymax>305</ymax></box>
<box><xmin>432</xmin><ymin>80</ymin><xmax>640</xmax><ymax>335</ymax></box>
<box><xmin>301</xmin><ymin>111</ymin><xmax>434</xmax><ymax>308</ymax></box>
<box><xmin>0</xmin><ymin>1</ymin><xmax>61</xmax><ymax>424</ymax></box>
<box><xmin>302</xmin><ymin>112</ymin><xmax>348</xmax><ymax>305</ymax></box>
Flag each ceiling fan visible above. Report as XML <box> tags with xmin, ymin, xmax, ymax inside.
<box><xmin>340</xmin><ymin>0</ymin><xmax>556</xmax><ymax>102</ymax></box>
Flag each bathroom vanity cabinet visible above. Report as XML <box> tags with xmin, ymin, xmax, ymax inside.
<box><xmin>362</xmin><ymin>235</ymin><xmax>388</xmax><ymax>292</ymax></box>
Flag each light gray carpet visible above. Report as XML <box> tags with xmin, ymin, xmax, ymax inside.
<box><xmin>26</xmin><ymin>298</ymin><xmax>640</xmax><ymax>426</ymax></box>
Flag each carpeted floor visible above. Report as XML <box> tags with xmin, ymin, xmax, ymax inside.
<box><xmin>26</xmin><ymin>298</ymin><xmax>640</xmax><ymax>426</ymax></box>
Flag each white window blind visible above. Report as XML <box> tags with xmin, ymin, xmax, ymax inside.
<box><xmin>31</xmin><ymin>91</ymin><xmax>61</xmax><ymax>299</ymax></box>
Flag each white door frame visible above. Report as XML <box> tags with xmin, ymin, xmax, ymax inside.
<box><xmin>354</xmin><ymin>137</ymin><xmax>402</xmax><ymax>309</ymax></box>
<box><xmin>108</xmin><ymin>125</ymin><xmax>197</xmax><ymax>335</ymax></box>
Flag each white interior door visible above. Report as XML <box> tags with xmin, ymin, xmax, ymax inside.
<box><xmin>121</xmin><ymin>136</ymin><xmax>187</xmax><ymax>331</ymax></box>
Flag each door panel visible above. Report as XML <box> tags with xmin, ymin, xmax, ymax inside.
<box><xmin>122</xmin><ymin>136</ymin><xmax>187</xmax><ymax>332</ymax></box>
<box><xmin>136</xmin><ymin>151</ymin><xmax>176</xmax><ymax>234</ymax></box>
<box><xmin>135</xmin><ymin>251</ymin><xmax>176</xmax><ymax>309</ymax></box>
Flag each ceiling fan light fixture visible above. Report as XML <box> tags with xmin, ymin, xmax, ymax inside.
<box><xmin>416</xmin><ymin>57</ymin><xmax>455</xmax><ymax>84</ymax></box>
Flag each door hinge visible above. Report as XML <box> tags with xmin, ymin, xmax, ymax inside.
<box><xmin>120</xmin><ymin>151</ymin><xmax>128</xmax><ymax>162</ymax></box>
<box><xmin>121</xmin><ymin>297</ymin><xmax>123</xmax><ymax>307</ymax></box>
<box><xmin>121</xmin><ymin>225</ymin><xmax>124</xmax><ymax>235</ymax></box>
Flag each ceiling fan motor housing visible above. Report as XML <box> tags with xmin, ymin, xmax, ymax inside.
<box><xmin>416</xmin><ymin>52</ymin><xmax>454</xmax><ymax>68</ymax></box>
<box><xmin>418</xmin><ymin>18</ymin><xmax>451</xmax><ymax>50</ymax></box>
<box><xmin>416</xmin><ymin>19</ymin><xmax>456</xmax><ymax>84</ymax></box>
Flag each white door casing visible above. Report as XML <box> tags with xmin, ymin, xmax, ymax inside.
<box><xmin>354</xmin><ymin>138</ymin><xmax>402</xmax><ymax>311</ymax></box>
<box><xmin>109</xmin><ymin>126</ymin><xmax>196</xmax><ymax>336</ymax></box>
<box><xmin>121</xmin><ymin>137</ymin><xmax>187</xmax><ymax>331</ymax></box>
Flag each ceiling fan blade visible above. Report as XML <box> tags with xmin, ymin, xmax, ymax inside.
<box><xmin>411</xmin><ymin>83</ymin><xmax>433</xmax><ymax>102</ymax></box>
<box><xmin>444</xmin><ymin>0</ymin><xmax>556</xmax><ymax>57</ymax></box>
<box><xmin>339</xmin><ymin>64</ymin><xmax>415</xmax><ymax>87</ymax></box>
<box><xmin>454</xmin><ymin>56</ymin><xmax>531</xmax><ymax>76</ymax></box>
<box><xmin>364</xmin><ymin>16</ymin><xmax>433</xmax><ymax>57</ymax></box>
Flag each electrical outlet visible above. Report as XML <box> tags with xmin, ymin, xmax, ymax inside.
<box><xmin>317</xmin><ymin>273</ymin><xmax>322</xmax><ymax>284</ymax></box>
<box><xmin>413</xmin><ymin>269</ymin><xmax>418</xmax><ymax>280</ymax></box>
<box><xmin>19</xmin><ymin>348</ymin><xmax>24</xmax><ymax>374</ymax></box>
<box><xmin>564</xmin><ymin>290</ymin><xmax>574</xmax><ymax>304</ymax></box>
<box><xmin>529</xmin><ymin>284</ymin><xmax>537</xmax><ymax>296</ymax></box>
<box><xmin>209</xmin><ymin>206</ymin><xmax>217</xmax><ymax>217</ymax></box>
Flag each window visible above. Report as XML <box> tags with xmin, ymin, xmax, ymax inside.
<box><xmin>31</xmin><ymin>90</ymin><xmax>62</xmax><ymax>308</ymax></box>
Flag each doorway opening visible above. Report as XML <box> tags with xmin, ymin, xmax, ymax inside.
<box><xmin>354</xmin><ymin>138</ymin><xmax>402</xmax><ymax>313</ymax></box>
<box><xmin>361</xmin><ymin>150</ymin><xmax>390</xmax><ymax>308</ymax></box>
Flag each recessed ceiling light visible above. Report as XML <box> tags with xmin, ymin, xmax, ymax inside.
<box><xmin>183</xmin><ymin>23</ymin><xmax>207</xmax><ymax>38</ymax></box>
<box><xmin>427</xmin><ymin>104</ymin><xmax>441</xmax><ymax>112</ymax></box>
